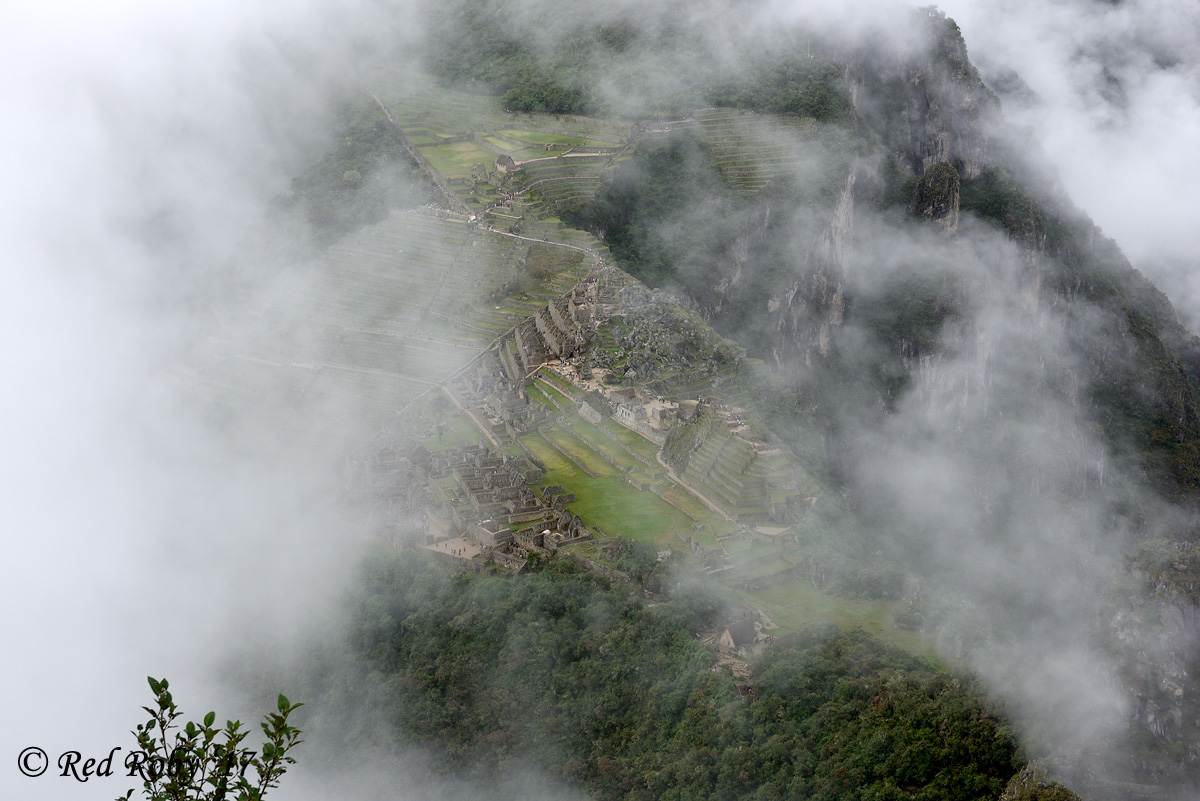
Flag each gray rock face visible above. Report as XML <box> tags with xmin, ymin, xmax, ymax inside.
<box><xmin>775</xmin><ymin>167</ymin><xmax>855</xmax><ymax>364</ymax></box>
<box><xmin>847</xmin><ymin>10</ymin><xmax>997</xmax><ymax>179</ymax></box>
<box><xmin>666</xmin><ymin>13</ymin><xmax>1200</xmax><ymax>794</ymax></box>
<box><xmin>1104</xmin><ymin>542</ymin><xmax>1200</xmax><ymax>784</ymax></box>
<box><xmin>693</xmin><ymin>14</ymin><xmax>994</xmax><ymax>366</ymax></box>
<box><xmin>909</xmin><ymin>161</ymin><xmax>960</xmax><ymax>230</ymax></box>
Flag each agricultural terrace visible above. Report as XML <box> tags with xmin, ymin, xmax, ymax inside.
<box><xmin>371</xmin><ymin>69</ymin><xmax>627</xmax><ymax>149</ymax></box>
<box><xmin>738</xmin><ymin>582</ymin><xmax>937</xmax><ymax>659</ymax></box>
<box><xmin>207</xmin><ymin>208</ymin><xmax>591</xmax><ymax>446</ymax></box>
<box><xmin>692</xmin><ymin>108</ymin><xmax>819</xmax><ymax>193</ymax></box>
<box><xmin>367</xmin><ymin>67</ymin><xmax>630</xmax><ymax>220</ymax></box>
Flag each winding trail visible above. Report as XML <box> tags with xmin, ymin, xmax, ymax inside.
<box><xmin>656</xmin><ymin>451</ymin><xmax>737</xmax><ymax>524</ymax></box>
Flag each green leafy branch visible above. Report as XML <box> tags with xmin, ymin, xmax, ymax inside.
<box><xmin>118</xmin><ymin>677</ymin><xmax>302</xmax><ymax>801</ymax></box>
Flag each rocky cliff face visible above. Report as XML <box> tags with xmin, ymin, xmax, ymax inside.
<box><xmin>773</xmin><ymin>167</ymin><xmax>855</xmax><ymax>365</ymax></box>
<box><xmin>668</xmin><ymin>11</ymin><xmax>1200</xmax><ymax>793</ymax></box>
<box><xmin>847</xmin><ymin>9</ymin><xmax>997</xmax><ymax>179</ymax></box>
<box><xmin>1104</xmin><ymin>542</ymin><xmax>1200</xmax><ymax>785</ymax></box>
<box><xmin>696</xmin><ymin>12</ymin><xmax>994</xmax><ymax>368</ymax></box>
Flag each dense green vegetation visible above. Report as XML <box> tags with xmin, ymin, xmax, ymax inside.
<box><xmin>417</xmin><ymin>0</ymin><xmax>848</xmax><ymax>119</ymax></box>
<box><xmin>566</xmin><ymin>132</ymin><xmax>740</xmax><ymax>288</ymax></box>
<box><xmin>272</xmin><ymin>103</ymin><xmax>430</xmax><ymax>248</ymax></box>
<box><xmin>421</xmin><ymin>0</ymin><xmax>596</xmax><ymax>113</ymax></box>
<box><xmin>707</xmin><ymin>57</ymin><xmax>849</xmax><ymax>122</ymax></box>
<box><xmin>297</xmin><ymin>550</ymin><xmax>1023</xmax><ymax>801</ymax></box>
<box><xmin>909</xmin><ymin>161</ymin><xmax>960</xmax><ymax>222</ymax></box>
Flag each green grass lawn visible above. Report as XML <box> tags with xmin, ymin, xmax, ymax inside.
<box><xmin>534</xmin><ymin>377</ymin><xmax>575</xmax><ymax>407</ymax></box>
<box><xmin>538</xmin><ymin>369</ymin><xmax>578</xmax><ymax>397</ymax></box>
<box><xmin>419</xmin><ymin>141</ymin><xmax>497</xmax><ymax>180</ymax></box>
<box><xmin>524</xmin><ymin>382</ymin><xmax>558</xmax><ymax>411</ymax></box>
<box><xmin>416</xmin><ymin>409</ymin><xmax>487</xmax><ymax>451</ymax></box>
<box><xmin>521</xmin><ymin>434</ymin><xmax>587</xmax><ymax>482</ymax></box>
<box><xmin>483</xmin><ymin>137</ymin><xmax>541</xmax><ymax>160</ymax></box>
<box><xmin>653</xmin><ymin>480</ymin><xmax>713</xmax><ymax>518</ymax></box>
<box><xmin>738</xmin><ymin>582</ymin><xmax>937</xmax><ymax>659</ymax></box>
<box><xmin>567</xmin><ymin>475</ymin><xmax>696</xmax><ymax>549</ymax></box>
<box><xmin>628</xmin><ymin>470</ymin><xmax>651</xmax><ymax>486</ymax></box>
<box><xmin>545</xmin><ymin>424</ymin><xmax>619</xmax><ymax>476</ymax></box>
<box><xmin>686</xmin><ymin>526</ymin><xmax>722</xmax><ymax>551</ymax></box>
<box><xmin>566</xmin><ymin>415</ymin><xmax>645</xmax><ymax>470</ymax></box>
<box><xmin>601</xmin><ymin>418</ymin><xmax>661</xmax><ymax>461</ymax></box>
<box><xmin>525</xmin><ymin>431</ymin><xmax>697</xmax><ymax>553</ymax></box>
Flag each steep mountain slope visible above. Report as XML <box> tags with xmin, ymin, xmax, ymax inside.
<box><xmin>394</xmin><ymin>1</ymin><xmax>1200</xmax><ymax>795</ymax></box>
<box><xmin>220</xmin><ymin>1</ymin><xmax>1200</xmax><ymax>797</ymax></box>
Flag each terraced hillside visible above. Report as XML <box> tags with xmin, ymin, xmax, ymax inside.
<box><xmin>693</xmin><ymin>107</ymin><xmax>819</xmax><ymax>193</ymax></box>
<box><xmin>510</xmin><ymin>154</ymin><xmax>610</xmax><ymax>216</ymax></box>
<box><xmin>183</xmin><ymin>70</ymin><xmax>929</xmax><ymax>657</ymax></box>
<box><xmin>198</xmin><ymin>209</ymin><xmax>592</xmax><ymax>445</ymax></box>
<box><xmin>367</xmin><ymin>67</ymin><xmax>630</xmax><ymax>220</ymax></box>
<box><xmin>680</xmin><ymin>425</ymin><xmax>800</xmax><ymax>523</ymax></box>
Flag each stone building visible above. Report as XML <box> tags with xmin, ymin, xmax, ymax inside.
<box><xmin>719</xmin><ymin>617</ymin><xmax>759</xmax><ymax>656</ymax></box>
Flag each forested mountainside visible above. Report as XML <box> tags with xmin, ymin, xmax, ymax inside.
<box><xmin>285</xmin><ymin>549</ymin><xmax>1030</xmax><ymax>801</ymax></box>
<box><xmin>226</xmin><ymin>2</ymin><xmax>1200</xmax><ymax>800</ymax></box>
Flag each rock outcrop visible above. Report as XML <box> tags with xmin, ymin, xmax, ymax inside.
<box><xmin>847</xmin><ymin>8</ymin><xmax>997</xmax><ymax>179</ymax></box>
<box><xmin>998</xmin><ymin>765</ymin><xmax>1082</xmax><ymax>801</ymax></box>
<box><xmin>909</xmin><ymin>160</ymin><xmax>959</xmax><ymax>230</ymax></box>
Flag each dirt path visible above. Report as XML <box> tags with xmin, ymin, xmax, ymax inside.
<box><xmin>656</xmin><ymin>451</ymin><xmax>737</xmax><ymax>524</ymax></box>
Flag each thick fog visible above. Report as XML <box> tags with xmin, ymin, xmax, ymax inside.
<box><xmin>0</xmin><ymin>2</ymin><xmax>405</xmax><ymax>799</ymax></box>
<box><xmin>836</xmin><ymin>211</ymin><xmax>1141</xmax><ymax>764</ymax></box>
<box><xmin>3</xmin><ymin>0</ymin><xmax>1198</xmax><ymax>799</ymax></box>
<box><xmin>939</xmin><ymin>0</ymin><xmax>1200</xmax><ymax>326</ymax></box>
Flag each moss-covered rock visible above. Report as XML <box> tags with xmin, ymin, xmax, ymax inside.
<box><xmin>909</xmin><ymin>160</ymin><xmax>960</xmax><ymax>229</ymax></box>
<box><xmin>998</xmin><ymin>765</ymin><xmax>1082</xmax><ymax>801</ymax></box>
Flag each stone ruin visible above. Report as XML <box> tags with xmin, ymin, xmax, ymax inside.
<box><xmin>348</xmin><ymin>436</ymin><xmax>594</xmax><ymax>574</ymax></box>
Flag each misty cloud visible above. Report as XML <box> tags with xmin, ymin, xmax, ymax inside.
<box><xmin>841</xmin><ymin>213</ymin><xmax>1135</xmax><ymax>753</ymax></box>
<box><xmin>938</xmin><ymin>0</ymin><xmax>1200</xmax><ymax>314</ymax></box>
<box><xmin>0</xmin><ymin>3</ymin><xmax>416</xmax><ymax>800</ymax></box>
<box><xmin>4</xmin><ymin>0</ymin><xmax>1200</xmax><ymax>798</ymax></box>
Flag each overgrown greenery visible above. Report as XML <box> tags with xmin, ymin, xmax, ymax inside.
<box><xmin>567</xmin><ymin>132</ymin><xmax>740</xmax><ymax>288</ymax></box>
<box><xmin>662</xmin><ymin>405</ymin><xmax>722</xmax><ymax>474</ymax></box>
<box><xmin>416</xmin><ymin>0</ymin><xmax>848</xmax><ymax>119</ymax></box>
<box><xmin>297</xmin><ymin>550</ymin><xmax>1022</xmax><ymax>801</ymax></box>
<box><xmin>120</xmin><ymin>678</ymin><xmax>302</xmax><ymax>801</ymax></box>
<box><xmin>420</xmin><ymin>0</ymin><xmax>599</xmax><ymax>113</ymax></box>
<box><xmin>909</xmin><ymin>161</ymin><xmax>960</xmax><ymax>222</ymax></box>
<box><xmin>271</xmin><ymin>102</ymin><xmax>430</xmax><ymax>249</ymax></box>
<box><xmin>706</xmin><ymin>57</ymin><xmax>849</xmax><ymax>122</ymax></box>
